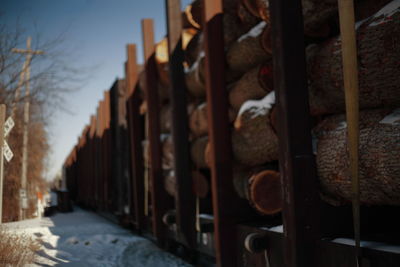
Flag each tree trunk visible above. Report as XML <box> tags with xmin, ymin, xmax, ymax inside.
<box><xmin>164</xmin><ymin>170</ymin><xmax>210</xmax><ymax>199</ymax></box>
<box><xmin>229</xmin><ymin>61</ymin><xmax>273</xmax><ymax>111</ymax></box>
<box><xmin>160</xmin><ymin>104</ymin><xmax>171</xmax><ymax>134</ymax></box>
<box><xmin>233</xmin><ymin>168</ymin><xmax>282</xmax><ymax>215</ymax></box>
<box><xmin>232</xmin><ymin>92</ymin><xmax>278</xmax><ymax>166</ymax></box>
<box><xmin>308</xmin><ymin>4</ymin><xmax>400</xmax><ymax>116</ymax></box>
<box><xmin>192</xmin><ymin>171</ymin><xmax>210</xmax><ymax>198</ymax></box>
<box><xmin>226</xmin><ymin>21</ymin><xmax>271</xmax><ymax>81</ymax></box>
<box><xmin>314</xmin><ymin>108</ymin><xmax>400</xmax><ymax>206</ymax></box>
<box><xmin>185</xmin><ymin>31</ymin><xmax>203</xmax><ymax>68</ymax></box>
<box><xmin>185</xmin><ymin>53</ymin><xmax>206</xmax><ymax>98</ymax></box>
<box><xmin>191</xmin><ymin>135</ymin><xmax>209</xmax><ymax>169</ymax></box>
<box><xmin>162</xmin><ymin>134</ymin><xmax>174</xmax><ymax>170</ymax></box>
<box><xmin>190</xmin><ymin>102</ymin><xmax>237</xmax><ymax>137</ymax></box>
<box><xmin>164</xmin><ymin>170</ymin><xmax>176</xmax><ymax>197</ymax></box>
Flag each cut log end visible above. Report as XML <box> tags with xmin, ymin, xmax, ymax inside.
<box><xmin>249</xmin><ymin>170</ymin><xmax>282</xmax><ymax>215</ymax></box>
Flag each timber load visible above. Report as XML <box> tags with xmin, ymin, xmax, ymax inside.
<box><xmin>314</xmin><ymin>108</ymin><xmax>400</xmax><ymax>206</ymax></box>
<box><xmin>241</xmin><ymin>0</ymin><xmax>393</xmax><ymax>37</ymax></box>
<box><xmin>232</xmin><ymin>92</ymin><xmax>279</xmax><ymax>166</ymax></box>
<box><xmin>307</xmin><ymin>1</ymin><xmax>400</xmax><ymax>116</ymax></box>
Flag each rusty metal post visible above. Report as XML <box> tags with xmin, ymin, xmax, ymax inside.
<box><xmin>269</xmin><ymin>0</ymin><xmax>321</xmax><ymax>266</ymax></box>
<box><xmin>125</xmin><ymin>44</ymin><xmax>146</xmax><ymax>230</ymax></box>
<box><xmin>202</xmin><ymin>1</ymin><xmax>255</xmax><ymax>266</ymax></box>
<box><xmin>165</xmin><ymin>0</ymin><xmax>196</xmax><ymax>247</ymax></box>
<box><xmin>142</xmin><ymin>18</ymin><xmax>169</xmax><ymax>245</ymax></box>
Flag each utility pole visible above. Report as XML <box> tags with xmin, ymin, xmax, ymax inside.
<box><xmin>12</xmin><ymin>37</ymin><xmax>44</xmax><ymax>220</ymax></box>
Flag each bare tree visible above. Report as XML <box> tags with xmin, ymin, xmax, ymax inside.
<box><xmin>0</xmin><ymin>18</ymin><xmax>89</xmax><ymax>221</ymax></box>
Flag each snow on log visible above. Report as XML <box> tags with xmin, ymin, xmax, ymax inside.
<box><xmin>233</xmin><ymin>168</ymin><xmax>282</xmax><ymax>215</ymax></box>
<box><xmin>229</xmin><ymin>61</ymin><xmax>273</xmax><ymax>111</ymax></box>
<box><xmin>314</xmin><ymin>108</ymin><xmax>400</xmax><ymax>206</ymax></box>
<box><xmin>232</xmin><ymin>92</ymin><xmax>279</xmax><ymax>166</ymax></box>
<box><xmin>226</xmin><ymin>21</ymin><xmax>271</xmax><ymax>80</ymax></box>
<box><xmin>307</xmin><ymin>0</ymin><xmax>400</xmax><ymax>115</ymax></box>
<box><xmin>185</xmin><ymin>52</ymin><xmax>206</xmax><ymax>98</ymax></box>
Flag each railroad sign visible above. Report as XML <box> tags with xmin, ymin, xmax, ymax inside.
<box><xmin>3</xmin><ymin>140</ymin><xmax>13</xmax><ymax>162</ymax></box>
<box><xmin>4</xmin><ymin>116</ymin><xmax>14</xmax><ymax>137</ymax></box>
<box><xmin>19</xmin><ymin>189</ymin><xmax>27</xmax><ymax>198</ymax></box>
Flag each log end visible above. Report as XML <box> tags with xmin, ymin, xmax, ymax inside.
<box><xmin>249</xmin><ymin>170</ymin><xmax>282</xmax><ymax>215</ymax></box>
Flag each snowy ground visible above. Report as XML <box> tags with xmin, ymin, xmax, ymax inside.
<box><xmin>4</xmin><ymin>207</ymin><xmax>192</xmax><ymax>267</ymax></box>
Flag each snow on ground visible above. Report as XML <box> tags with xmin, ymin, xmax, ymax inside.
<box><xmin>4</xmin><ymin>207</ymin><xmax>192</xmax><ymax>267</ymax></box>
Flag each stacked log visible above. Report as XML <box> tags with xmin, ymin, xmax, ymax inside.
<box><xmin>142</xmin><ymin>135</ymin><xmax>172</xmax><ymax>170</ymax></box>
<box><xmin>191</xmin><ymin>135</ymin><xmax>209</xmax><ymax>169</ymax></box>
<box><xmin>314</xmin><ymin>108</ymin><xmax>400</xmax><ymax>206</ymax></box>
<box><xmin>164</xmin><ymin>169</ymin><xmax>210</xmax><ymax>199</ymax></box>
<box><xmin>307</xmin><ymin>3</ymin><xmax>400</xmax><ymax>116</ymax></box>
<box><xmin>229</xmin><ymin>61</ymin><xmax>273</xmax><ymax>111</ymax></box>
<box><xmin>232</xmin><ymin>92</ymin><xmax>279</xmax><ymax>166</ymax></box>
<box><xmin>190</xmin><ymin>102</ymin><xmax>237</xmax><ymax>138</ymax></box>
<box><xmin>226</xmin><ymin>21</ymin><xmax>271</xmax><ymax>80</ymax></box>
<box><xmin>233</xmin><ymin>168</ymin><xmax>282</xmax><ymax>215</ymax></box>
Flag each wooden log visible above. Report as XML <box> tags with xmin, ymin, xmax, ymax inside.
<box><xmin>241</xmin><ymin>0</ymin><xmax>269</xmax><ymax>22</ymax></box>
<box><xmin>226</xmin><ymin>21</ymin><xmax>271</xmax><ymax>81</ymax></box>
<box><xmin>184</xmin><ymin>31</ymin><xmax>203</xmax><ymax>68</ymax></box>
<box><xmin>160</xmin><ymin>104</ymin><xmax>172</xmax><ymax>134</ymax></box>
<box><xmin>232</xmin><ymin>92</ymin><xmax>278</xmax><ymax>166</ymax></box>
<box><xmin>162</xmin><ymin>134</ymin><xmax>174</xmax><ymax>170</ymax></box>
<box><xmin>314</xmin><ymin>108</ymin><xmax>400</xmax><ymax>206</ymax></box>
<box><xmin>233</xmin><ymin>168</ymin><xmax>282</xmax><ymax>215</ymax></box>
<box><xmin>192</xmin><ymin>171</ymin><xmax>210</xmax><ymax>198</ymax></box>
<box><xmin>143</xmin><ymin>135</ymin><xmax>171</xmax><ymax>169</ymax></box>
<box><xmin>157</xmin><ymin>30</ymin><xmax>198</xmax><ymax>82</ymax></box>
<box><xmin>243</xmin><ymin>0</ymin><xmax>394</xmax><ymax>37</ymax></box>
<box><xmin>307</xmin><ymin>2</ymin><xmax>400</xmax><ymax>116</ymax></box>
<box><xmin>229</xmin><ymin>61</ymin><xmax>273</xmax><ymax>111</ymax></box>
<box><xmin>190</xmin><ymin>135</ymin><xmax>209</xmax><ymax>169</ymax></box>
<box><xmin>164</xmin><ymin>170</ymin><xmax>176</xmax><ymax>197</ymax></box>
<box><xmin>190</xmin><ymin>102</ymin><xmax>236</xmax><ymax>137</ymax></box>
<box><xmin>185</xmin><ymin>53</ymin><xmax>206</xmax><ymax>98</ymax></box>
<box><xmin>165</xmin><ymin>169</ymin><xmax>210</xmax><ymax>198</ymax></box>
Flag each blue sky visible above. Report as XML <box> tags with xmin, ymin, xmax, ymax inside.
<box><xmin>2</xmin><ymin>0</ymin><xmax>192</xmax><ymax>179</ymax></box>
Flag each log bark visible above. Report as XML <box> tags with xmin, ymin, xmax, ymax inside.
<box><xmin>191</xmin><ymin>135</ymin><xmax>209</xmax><ymax>169</ymax></box>
<box><xmin>143</xmin><ymin>135</ymin><xmax>172</xmax><ymax>169</ymax></box>
<box><xmin>162</xmin><ymin>134</ymin><xmax>174</xmax><ymax>170</ymax></box>
<box><xmin>192</xmin><ymin>171</ymin><xmax>210</xmax><ymax>198</ymax></box>
<box><xmin>160</xmin><ymin>104</ymin><xmax>172</xmax><ymax>134</ymax></box>
<box><xmin>185</xmin><ymin>53</ymin><xmax>206</xmax><ymax>98</ymax></box>
<box><xmin>164</xmin><ymin>170</ymin><xmax>210</xmax><ymax>198</ymax></box>
<box><xmin>226</xmin><ymin>21</ymin><xmax>271</xmax><ymax>81</ymax></box>
<box><xmin>185</xmin><ymin>31</ymin><xmax>203</xmax><ymax>68</ymax></box>
<box><xmin>314</xmin><ymin>108</ymin><xmax>400</xmax><ymax>206</ymax></box>
<box><xmin>307</xmin><ymin>4</ymin><xmax>400</xmax><ymax>116</ymax></box>
<box><xmin>229</xmin><ymin>61</ymin><xmax>273</xmax><ymax>111</ymax></box>
<box><xmin>233</xmin><ymin>168</ymin><xmax>282</xmax><ymax>215</ymax></box>
<box><xmin>164</xmin><ymin>170</ymin><xmax>176</xmax><ymax>197</ymax></box>
<box><xmin>232</xmin><ymin>92</ymin><xmax>279</xmax><ymax>166</ymax></box>
<box><xmin>190</xmin><ymin>102</ymin><xmax>236</xmax><ymax>137</ymax></box>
